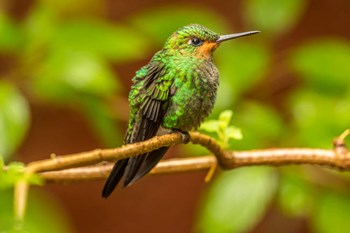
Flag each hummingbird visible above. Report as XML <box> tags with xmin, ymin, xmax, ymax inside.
<box><xmin>102</xmin><ymin>24</ymin><xmax>259</xmax><ymax>198</ymax></box>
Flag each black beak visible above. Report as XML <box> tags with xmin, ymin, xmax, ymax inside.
<box><xmin>216</xmin><ymin>31</ymin><xmax>260</xmax><ymax>43</ymax></box>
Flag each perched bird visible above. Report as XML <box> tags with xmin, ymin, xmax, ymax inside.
<box><xmin>102</xmin><ymin>24</ymin><xmax>259</xmax><ymax>198</ymax></box>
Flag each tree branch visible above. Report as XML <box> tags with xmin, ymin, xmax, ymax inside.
<box><xmin>26</xmin><ymin>132</ymin><xmax>185</xmax><ymax>173</ymax></box>
<box><xmin>40</xmin><ymin>156</ymin><xmax>217</xmax><ymax>182</ymax></box>
<box><xmin>39</xmin><ymin>147</ymin><xmax>349</xmax><ymax>183</ymax></box>
<box><xmin>34</xmin><ymin>130</ymin><xmax>350</xmax><ymax>183</ymax></box>
<box><xmin>11</xmin><ymin>130</ymin><xmax>350</xmax><ymax>221</ymax></box>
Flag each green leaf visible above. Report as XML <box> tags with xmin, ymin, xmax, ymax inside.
<box><xmin>0</xmin><ymin>13</ymin><xmax>24</xmax><ymax>52</ymax></box>
<box><xmin>218</xmin><ymin>110</ymin><xmax>233</xmax><ymax>129</ymax></box>
<box><xmin>200</xmin><ymin>110</ymin><xmax>242</xmax><ymax>149</ymax></box>
<box><xmin>0</xmin><ymin>82</ymin><xmax>30</xmax><ymax>159</ymax></box>
<box><xmin>53</xmin><ymin>20</ymin><xmax>150</xmax><ymax>61</ymax></box>
<box><xmin>0</xmin><ymin>162</ymin><xmax>25</xmax><ymax>189</ymax></box>
<box><xmin>200</xmin><ymin>120</ymin><xmax>221</xmax><ymax>133</ymax></box>
<box><xmin>215</xmin><ymin>42</ymin><xmax>270</xmax><ymax>108</ymax></box>
<box><xmin>129</xmin><ymin>5</ymin><xmax>229</xmax><ymax>45</ymax></box>
<box><xmin>197</xmin><ymin>167</ymin><xmax>276</xmax><ymax>233</ymax></box>
<box><xmin>0</xmin><ymin>161</ymin><xmax>42</xmax><ymax>189</ymax></box>
<box><xmin>27</xmin><ymin>173</ymin><xmax>44</xmax><ymax>186</ymax></box>
<box><xmin>32</xmin><ymin>50</ymin><xmax>119</xmax><ymax>101</ymax></box>
<box><xmin>288</xmin><ymin>89</ymin><xmax>350</xmax><ymax>147</ymax></box>
<box><xmin>290</xmin><ymin>39</ymin><xmax>350</xmax><ymax>94</ymax></box>
<box><xmin>244</xmin><ymin>0</ymin><xmax>306</xmax><ymax>35</ymax></box>
<box><xmin>225</xmin><ymin>126</ymin><xmax>243</xmax><ymax>140</ymax></box>
<box><xmin>311</xmin><ymin>191</ymin><xmax>350</xmax><ymax>233</ymax></box>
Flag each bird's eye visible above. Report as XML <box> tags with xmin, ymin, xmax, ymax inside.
<box><xmin>188</xmin><ymin>37</ymin><xmax>203</xmax><ymax>46</ymax></box>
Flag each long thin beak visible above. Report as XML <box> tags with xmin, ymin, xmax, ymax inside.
<box><xmin>216</xmin><ymin>30</ymin><xmax>260</xmax><ymax>43</ymax></box>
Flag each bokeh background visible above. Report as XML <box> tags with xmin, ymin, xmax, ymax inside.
<box><xmin>1</xmin><ymin>0</ymin><xmax>350</xmax><ymax>232</ymax></box>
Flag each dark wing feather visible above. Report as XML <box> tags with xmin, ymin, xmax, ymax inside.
<box><xmin>102</xmin><ymin>159</ymin><xmax>128</xmax><ymax>198</ymax></box>
<box><xmin>123</xmin><ymin>68</ymin><xmax>172</xmax><ymax>186</ymax></box>
<box><xmin>127</xmin><ymin>147</ymin><xmax>169</xmax><ymax>186</ymax></box>
<box><xmin>102</xmin><ymin>62</ymin><xmax>172</xmax><ymax>196</ymax></box>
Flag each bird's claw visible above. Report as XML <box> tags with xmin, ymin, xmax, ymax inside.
<box><xmin>180</xmin><ymin>131</ymin><xmax>190</xmax><ymax>144</ymax></box>
<box><xmin>172</xmin><ymin>130</ymin><xmax>190</xmax><ymax>144</ymax></box>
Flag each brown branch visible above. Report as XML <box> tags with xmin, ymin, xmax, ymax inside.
<box><xmin>26</xmin><ymin>133</ymin><xmax>185</xmax><ymax>173</ymax></box>
<box><xmin>12</xmin><ymin>130</ymin><xmax>350</xmax><ymax>221</ymax></box>
<box><xmin>23</xmin><ymin>130</ymin><xmax>350</xmax><ymax>183</ymax></box>
<box><xmin>38</xmin><ymin>130</ymin><xmax>350</xmax><ymax>183</ymax></box>
<box><xmin>39</xmin><ymin>147</ymin><xmax>350</xmax><ymax>183</ymax></box>
<box><xmin>23</xmin><ymin>132</ymin><xmax>225</xmax><ymax>175</ymax></box>
<box><xmin>40</xmin><ymin>156</ymin><xmax>217</xmax><ymax>182</ymax></box>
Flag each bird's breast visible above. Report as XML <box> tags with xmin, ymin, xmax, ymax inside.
<box><xmin>163</xmin><ymin>60</ymin><xmax>219</xmax><ymax>131</ymax></box>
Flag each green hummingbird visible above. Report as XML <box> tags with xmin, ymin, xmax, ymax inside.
<box><xmin>102</xmin><ymin>24</ymin><xmax>259</xmax><ymax>198</ymax></box>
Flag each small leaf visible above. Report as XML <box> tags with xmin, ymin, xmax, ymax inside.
<box><xmin>200</xmin><ymin>110</ymin><xmax>242</xmax><ymax>149</ymax></box>
<box><xmin>0</xmin><ymin>82</ymin><xmax>30</xmax><ymax>159</ymax></box>
<box><xmin>197</xmin><ymin>167</ymin><xmax>276</xmax><ymax>233</ymax></box>
<box><xmin>0</xmin><ymin>161</ymin><xmax>43</xmax><ymax>189</ymax></box>
<box><xmin>218</xmin><ymin>110</ymin><xmax>233</xmax><ymax>129</ymax></box>
<box><xmin>27</xmin><ymin>173</ymin><xmax>44</xmax><ymax>186</ymax></box>
<box><xmin>244</xmin><ymin>0</ymin><xmax>306</xmax><ymax>35</ymax></box>
<box><xmin>200</xmin><ymin>120</ymin><xmax>220</xmax><ymax>133</ymax></box>
<box><xmin>0</xmin><ymin>162</ymin><xmax>25</xmax><ymax>189</ymax></box>
<box><xmin>225</xmin><ymin>126</ymin><xmax>243</xmax><ymax>140</ymax></box>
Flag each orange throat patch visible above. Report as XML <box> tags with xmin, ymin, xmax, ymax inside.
<box><xmin>195</xmin><ymin>41</ymin><xmax>218</xmax><ymax>59</ymax></box>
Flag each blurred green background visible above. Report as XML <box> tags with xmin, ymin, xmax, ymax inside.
<box><xmin>1</xmin><ymin>0</ymin><xmax>350</xmax><ymax>232</ymax></box>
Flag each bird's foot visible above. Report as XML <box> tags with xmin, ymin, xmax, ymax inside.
<box><xmin>181</xmin><ymin>131</ymin><xmax>190</xmax><ymax>144</ymax></box>
<box><xmin>172</xmin><ymin>130</ymin><xmax>190</xmax><ymax>144</ymax></box>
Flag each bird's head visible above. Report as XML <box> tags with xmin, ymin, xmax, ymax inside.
<box><xmin>164</xmin><ymin>24</ymin><xmax>259</xmax><ymax>60</ymax></box>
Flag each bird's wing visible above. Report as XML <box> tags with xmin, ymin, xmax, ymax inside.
<box><xmin>102</xmin><ymin>61</ymin><xmax>172</xmax><ymax>197</ymax></box>
<box><xmin>123</xmin><ymin>62</ymin><xmax>173</xmax><ymax>186</ymax></box>
<box><xmin>126</xmin><ymin>62</ymin><xmax>171</xmax><ymax>143</ymax></box>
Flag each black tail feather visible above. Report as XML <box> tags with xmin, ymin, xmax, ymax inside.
<box><xmin>123</xmin><ymin>154</ymin><xmax>146</xmax><ymax>186</ymax></box>
<box><xmin>102</xmin><ymin>159</ymin><xmax>128</xmax><ymax>198</ymax></box>
<box><xmin>124</xmin><ymin>147</ymin><xmax>169</xmax><ymax>187</ymax></box>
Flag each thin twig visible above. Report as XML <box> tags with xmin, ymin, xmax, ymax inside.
<box><xmin>14</xmin><ymin>180</ymin><xmax>29</xmax><ymax>220</ymax></box>
<box><xmin>40</xmin><ymin>156</ymin><xmax>216</xmax><ymax>182</ymax></box>
<box><xmin>39</xmin><ymin>148</ymin><xmax>350</xmax><ymax>183</ymax></box>
<box><xmin>26</xmin><ymin>133</ymin><xmax>185</xmax><ymax>173</ymax></box>
<box><xmin>11</xmin><ymin>130</ymin><xmax>350</xmax><ymax>221</ymax></box>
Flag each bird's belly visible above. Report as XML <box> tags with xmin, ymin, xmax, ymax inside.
<box><xmin>162</xmin><ymin>84</ymin><xmax>217</xmax><ymax>131</ymax></box>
